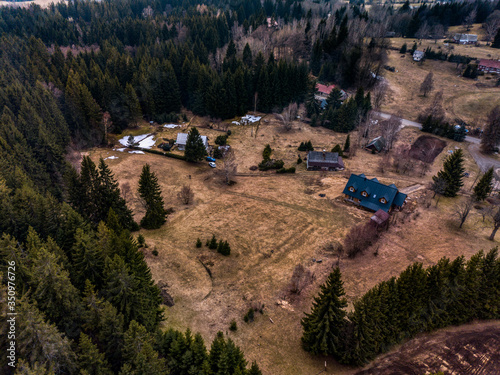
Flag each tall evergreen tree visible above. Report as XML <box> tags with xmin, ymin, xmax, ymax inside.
<box><xmin>301</xmin><ymin>268</ymin><xmax>347</xmax><ymax>356</ymax></box>
<box><xmin>184</xmin><ymin>127</ymin><xmax>208</xmax><ymax>162</ymax></box>
<box><xmin>473</xmin><ymin>167</ymin><xmax>494</xmax><ymax>201</ymax></box>
<box><xmin>138</xmin><ymin>164</ymin><xmax>167</xmax><ymax>229</ymax></box>
<box><xmin>432</xmin><ymin>149</ymin><xmax>465</xmax><ymax>197</ymax></box>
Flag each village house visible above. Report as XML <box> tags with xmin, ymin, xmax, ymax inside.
<box><xmin>413</xmin><ymin>50</ymin><xmax>425</xmax><ymax>62</ymax></box>
<box><xmin>307</xmin><ymin>151</ymin><xmax>344</xmax><ymax>171</ymax></box>
<box><xmin>175</xmin><ymin>132</ymin><xmax>209</xmax><ymax>151</ymax></box>
<box><xmin>453</xmin><ymin>34</ymin><xmax>478</xmax><ymax>45</ymax></box>
<box><xmin>365</xmin><ymin>136</ymin><xmax>386</xmax><ymax>153</ymax></box>
<box><xmin>315</xmin><ymin>83</ymin><xmax>348</xmax><ymax>106</ymax></box>
<box><xmin>342</xmin><ymin>173</ymin><xmax>407</xmax><ymax>212</ymax></box>
<box><xmin>477</xmin><ymin>59</ymin><xmax>500</xmax><ymax>74</ymax></box>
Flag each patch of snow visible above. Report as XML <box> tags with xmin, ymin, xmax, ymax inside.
<box><xmin>105</xmin><ymin>156</ymin><xmax>119</xmax><ymax>160</ymax></box>
<box><xmin>129</xmin><ymin>150</ymin><xmax>145</xmax><ymax>154</ymax></box>
<box><xmin>232</xmin><ymin>121</ymin><xmax>240</xmax><ymax>125</ymax></box>
<box><xmin>241</xmin><ymin>115</ymin><xmax>261</xmax><ymax>123</ymax></box>
<box><xmin>118</xmin><ymin>134</ymin><xmax>156</xmax><ymax>149</ymax></box>
<box><xmin>164</xmin><ymin>124</ymin><xmax>181</xmax><ymax>128</ymax></box>
<box><xmin>116</xmin><ymin>148</ymin><xmax>126</xmax><ymax>152</ymax></box>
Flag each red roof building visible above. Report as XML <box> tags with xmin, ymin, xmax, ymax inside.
<box><xmin>478</xmin><ymin>59</ymin><xmax>500</xmax><ymax>73</ymax></box>
<box><xmin>316</xmin><ymin>83</ymin><xmax>336</xmax><ymax>96</ymax></box>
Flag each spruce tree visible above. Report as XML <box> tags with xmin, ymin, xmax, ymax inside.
<box><xmin>77</xmin><ymin>333</ymin><xmax>113</xmax><ymax>375</ymax></box>
<box><xmin>301</xmin><ymin>267</ymin><xmax>347</xmax><ymax>356</ymax></box>
<box><xmin>138</xmin><ymin>164</ymin><xmax>167</xmax><ymax>229</ymax></box>
<box><xmin>432</xmin><ymin>149</ymin><xmax>465</xmax><ymax>197</ymax></box>
<box><xmin>473</xmin><ymin>168</ymin><xmax>494</xmax><ymax>201</ymax></box>
<box><xmin>184</xmin><ymin>127</ymin><xmax>207</xmax><ymax>162</ymax></box>
<box><xmin>343</xmin><ymin>134</ymin><xmax>350</xmax><ymax>152</ymax></box>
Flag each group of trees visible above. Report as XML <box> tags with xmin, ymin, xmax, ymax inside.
<box><xmin>309</xmin><ymin>86</ymin><xmax>372</xmax><ymax>133</ymax></box>
<box><xmin>302</xmin><ymin>248</ymin><xmax>500</xmax><ymax>365</ymax></box>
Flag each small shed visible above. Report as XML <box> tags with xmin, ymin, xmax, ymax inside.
<box><xmin>413</xmin><ymin>50</ymin><xmax>425</xmax><ymax>62</ymax></box>
<box><xmin>176</xmin><ymin>132</ymin><xmax>208</xmax><ymax>151</ymax></box>
<box><xmin>371</xmin><ymin>209</ymin><xmax>390</xmax><ymax>226</ymax></box>
<box><xmin>365</xmin><ymin>136</ymin><xmax>386</xmax><ymax>153</ymax></box>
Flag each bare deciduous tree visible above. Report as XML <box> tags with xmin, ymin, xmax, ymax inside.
<box><xmin>431</xmin><ymin>24</ymin><xmax>445</xmax><ymax>43</ymax></box>
<box><xmin>484</xmin><ymin>11</ymin><xmax>500</xmax><ymax>42</ymax></box>
<box><xmin>490</xmin><ymin>207</ymin><xmax>500</xmax><ymax>240</ymax></box>
<box><xmin>455</xmin><ymin>198</ymin><xmax>473</xmax><ymax>228</ymax></box>
<box><xmin>275</xmin><ymin>102</ymin><xmax>298</xmax><ymax>131</ymax></box>
<box><xmin>178</xmin><ymin>185</ymin><xmax>194</xmax><ymax>205</ymax></box>
<box><xmin>121</xmin><ymin>182</ymin><xmax>132</xmax><ymax>201</ymax></box>
<box><xmin>420</xmin><ymin>72</ymin><xmax>434</xmax><ymax>97</ymax></box>
<box><xmin>372</xmin><ymin>80</ymin><xmax>388</xmax><ymax>109</ymax></box>
<box><xmin>288</xmin><ymin>264</ymin><xmax>314</xmax><ymax>295</ymax></box>
<box><xmin>416</xmin><ymin>22</ymin><xmax>431</xmax><ymax>40</ymax></box>
<box><xmin>221</xmin><ymin>149</ymin><xmax>238</xmax><ymax>185</ymax></box>
<box><xmin>380</xmin><ymin>115</ymin><xmax>402</xmax><ymax>151</ymax></box>
<box><xmin>464</xmin><ymin>9</ymin><xmax>477</xmax><ymax>32</ymax></box>
<box><xmin>430</xmin><ymin>176</ymin><xmax>447</xmax><ymax>207</ymax></box>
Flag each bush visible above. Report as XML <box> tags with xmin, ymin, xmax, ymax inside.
<box><xmin>208</xmin><ymin>235</ymin><xmax>218</xmax><ymax>249</ymax></box>
<box><xmin>152</xmin><ymin>249</ymin><xmax>159</xmax><ymax>256</ymax></box>
<box><xmin>344</xmin><ymin>223</ymin><xmax>379</xmax><ymax>258</ymax></box>
<box><xmin>244</xmin><ymin>308</ymin><xmax>255</xmax><ymax>323</ymax></box>
<box><xmin>276</xmin><ymin>167</ymin><xmax>296</xmax><ymax>174</ymax></box>
<box><xmin>258</xmin><ymin>159</ymin><xmax>284</xmax><ymax>171</ymax></box>
<box><xmin>196</xmin><ymin>238</ymin><xmax>202</xmax><ymax>248</ymax></box>
<box><xmin>229</xmin><ymin>320</ymin><xmax>237</xmax><ymax>331</ymax></box>
<box><xmin>262</xmin><ymin>144</ymin><xmax>272</xmax><ymax>161</ymax></box>
<box><xmin>297</xmin><ymin>156</ymin><xmax>303</xmax><ymax>164</ymax></box>
<box><xmin>298</xmin><ymin>141</ymin><xmax>314</xmax><ymax>151</ymax></box>
<box><xmin>331</xmin><ymin>144</ymin><xmax>344</xmax><ymax>156</ymax></box>
<box><xmin>227</xmin><ymin>129</ymin><xmax>232</xmax><ymax>136</ymax></box>
<box><xmin>217</xmin><ymin>240</ymin><xmax>231</xmax><ymax>256</ymax></box>
<box><xmin>137</xmin><ymin>234</ymin><xmax>146</xmax><ymax>248</ymax></box>
<box><xmin>215</xmin><ymin>135</ymin><xmax>228</xmax><ymax>146</ymax></box>
<box><xmin>399</xmin><ymin>43</ymin><xmax>407</xmax><ymax>54</ymax></box>
<box><xmin>182</xmin><ymin>113</ymin><xmax>188</xmax><ymax>122</ymax></box>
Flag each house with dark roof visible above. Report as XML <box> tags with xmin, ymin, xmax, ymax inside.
<box><xmin>365</xmin><ymin>136</ymin><xmax>386</xmax><ymax>153</ymax></box>
<box><xmin>478</xmin><ymin>59</ymin><xmax>500</xmax><ymax>74</ymax></box>
<box><xmin>342</xmin><ymin>173</ymin><xmax>407</xmax><ymax>212</ymax></box>
<box><xmin>307</xmin><ymin>151</ymin><xmax>344</xmax><ymax>171</ymax></box>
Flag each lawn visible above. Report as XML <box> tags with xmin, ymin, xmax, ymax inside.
<box><xmin>90</xmin><ymin>117</ymin><xmax>499</xmax><ymax>374</ymax></box>
<box><xmin>380</xmin><ymin>41</ymin><xmax>500</xmax><ymax>126</ymax></box>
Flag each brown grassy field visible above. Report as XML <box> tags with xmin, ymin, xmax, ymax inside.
<box><xmin>381</xmin><ymin>42</ymin><xmax>500</xmax><ymax>126</ymax></box>
<box><xmin>89</xmin><ymin>117</ymin><xmax>500</xmax><ymax>374</ymax></box>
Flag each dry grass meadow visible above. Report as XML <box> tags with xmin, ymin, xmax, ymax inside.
<box><xmin>89</xmin><ymin>116</ymin><xmax>500</xmax><ymax>374</ymax></box>
<box><xmin>384</xmin><ymin>31</ymin><xmax>500</xmax><ymax>126</ymax></box>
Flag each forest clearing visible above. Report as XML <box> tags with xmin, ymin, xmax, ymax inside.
<box><xmin>90</xmin><ymin>117</ymin><xmax>499</xmax><ymax>374</ymax></box>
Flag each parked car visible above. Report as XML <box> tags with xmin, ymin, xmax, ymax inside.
<box><xmin>206</xmin><ymin>157</ymin><xmax>216</xmax><ymax>162</ymax></box>
<box><xmin>209</xmin><ymin>162</ymin><xmax>216</xmax><ymax>168</ymax></box>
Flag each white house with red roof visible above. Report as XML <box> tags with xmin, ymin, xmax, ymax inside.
<box><xmin>478</xmin><ymin>59</ymin><xmax>500</xmax><ymax>74</ymax></box>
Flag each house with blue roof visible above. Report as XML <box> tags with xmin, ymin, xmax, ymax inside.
<box><xmin>342</xmin><ymin>173</ymin><xmax>407</xmax><ymax>212</ymax></box>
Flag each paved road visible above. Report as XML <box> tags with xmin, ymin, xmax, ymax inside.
<box><xmin>373</xmin><ymin>111</ymin><xmax>481</xmax><ymax>144</ymax></box>
<box><xmin>468</xmin><ymin>143</ymin><xmax>500</xmax><ymax>173</ymax></box>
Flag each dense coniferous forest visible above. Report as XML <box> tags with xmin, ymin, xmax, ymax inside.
<box><xmin>302</xmin><ymin>249</ymin><xmax>500</xmax><ymax>365</ymax></box>
<box><xmin>1</xmin><ymin>0</ymin><xmax>499</xmax><ymax>372</ymax></box>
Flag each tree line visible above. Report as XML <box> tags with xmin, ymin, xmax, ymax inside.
<box><xmin>301</xmin><ymin>248</ymin><xmax>500</xmax><ymax>366</ymax></box>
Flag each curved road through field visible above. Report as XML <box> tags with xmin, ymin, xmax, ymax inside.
<box><xmin>374</xmin><ymin>111</ymin><xmax>500</xmax><ymax>172</ymax></box>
